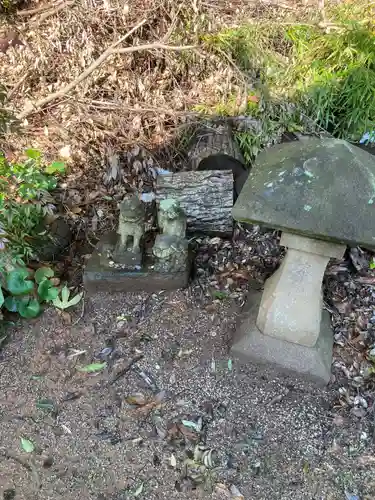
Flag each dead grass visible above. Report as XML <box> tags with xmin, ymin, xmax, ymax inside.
<box><xmin>0</xmin><ymin>0</ymin><xmax>315</xmax><ymax>164</ymax></box>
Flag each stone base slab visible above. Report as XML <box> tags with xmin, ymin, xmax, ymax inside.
<box><xmin>83</xmin><ymin>232</ymin><xmax>191</xmax><ymax>293</ymax></box>
<box><xmin>231</xmin><ymin>293</ymin><xmax>333</xmax><ymax>385</ymax></box>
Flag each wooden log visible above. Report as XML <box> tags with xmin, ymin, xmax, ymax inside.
<box><xmin>187</xmin><ymin>121</ymin><xmax>245</xmax><ymax>169</ymax></box>
<box><xmin>156</xmin><ymin>170</ymin><xmax>233</xmax><ymax>236</ymax></box>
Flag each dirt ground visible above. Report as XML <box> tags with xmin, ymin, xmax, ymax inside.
<box><xmin>1</xmin><ymin>287</ymin><xmax>374</xmax><ymax>500</ymax></box>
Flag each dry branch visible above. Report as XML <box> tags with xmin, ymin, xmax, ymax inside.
<box><xmin>17</xmin><ymin>1</ymin><xmax>66</xmax><ymax>16</ymax></box>
<box><xmin>31</xmin><ymin>1</ymin><xmax>76</xmax><ymax>25</ymax></box>
<box><xmin>17</xmin><ymin>20</ymin><xmax>195</xmax><ymax>120</ymax></box>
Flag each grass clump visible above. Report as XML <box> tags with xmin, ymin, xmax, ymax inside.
<box><xmin>201</xmin><ymin>1</ymin><xmax>375</xmax><ymax>146</ymax></box>
<box><xmin>286</xmin><ymin>22</ymin><xmax>375</xmax><ymax>140</ymax></box>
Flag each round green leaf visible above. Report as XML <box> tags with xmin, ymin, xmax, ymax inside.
<box><xmin>6</xmin><ymin>269</ymin><xmax>34</xmax><ymax>296</ymax></box>
<box><xmin>37</xmin><ymin>280</ymin><xmax>58</xmax><ymax>301</ymax></box>
<box><xmin>4</xmin><ymin>296</ymin><xmax>18</xmax><ymax>312</ymax></box>
<box><xmin>35</xmin><ymin>267</ymin><xmax>54</xmax><ymax>284</ymax></box>
<box><xmin>17</xmin><ymin>298</ymin><xmax>41</xmax><ymax>318</ymax></box>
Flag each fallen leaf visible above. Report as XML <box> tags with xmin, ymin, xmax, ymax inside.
<box><xmin>181</xmin><ymin>417</ymin><xmax>202</xmax><ymax>433</ymax></box>
<box><xmin>133</xmin><ymin>391</ymin><xmax>166</xmax><ymax>414</ymax></box>
<box><xmin>77</xmin><ymin>362</ymin><xmax>107</xmax><ymax>373</ymax></box>
<box><xmin>170</xmin><ymin>454</ymin><xmax>177</xmax><ymax>468</ymax></box>
<box><xmin>59</xmin><ymin>145</ymin><xmax>71</xmax><ymax>158</ymax></box>
<box><xmin>20</xmin><ymin>437</ymin><xmax>34</xmax><ymax>453</ymax></box>
<box><xmin>0</xmin><ymin>31</ymin><xmax>23</xmax><ymax>54</ymax></box>
<box><xmin>36</xmin><ymin>399</ymin><xmax>56</xmax><ymax>412</ymax></box>
<box><xmin>133</xmin><ymin>482</ymin><xmax>144</xmax><ymax>497</ymax></box>
<box><xmin>126</xmin><ymin>393</ymin><xmax>147</xmax><ymax>406</ymax></box>
<box><xmin>177</xmin><ymin>423</ymin><xmax>199</xmax><ymax>442</ymax></box>
<box><xmin>230</xmin><ymin>485</ymin><xmax>244</xmax><ymax>499</ymax></box>
<box><xmin>215</xmin><ymin>483</ymin><xmax>231</xmax><ymax>497</ymax></box>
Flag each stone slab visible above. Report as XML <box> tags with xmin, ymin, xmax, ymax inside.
<box><xmin>231</xmin><ymin>293</ymin><xmax>333</xmax><ymax>385</ymax></box>
<box><xmin>233</xmin><ymin>138</ymin><xmax>375</xmax><ymax>248</ymax></box>
<box><xmin>83</xmin><ymin>232</ymin><xmax>191</xmax><ymax>293</ymax></box>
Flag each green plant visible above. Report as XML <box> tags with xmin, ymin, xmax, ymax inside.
<box><xmin>0</xmin><ymin>149</ymin><xmax>66</xmax><ymax>262</ymax></box>
<box><xmin>202</xmin><ymin>2</ymin><xmax>375</xmax><ymax>142</ymax></box>
<box><xmin>286</xmin><ymin>22</ymin><xmax>375</xmax><ymax>140</ymax></box>
<box><xmin>0</xmin><ymin>266</ymin><xmax>58</xmax><ymax>319</ymax></box>
<box><xmin>0</xmin><ymin>264</ymin><xmax>82</xmax><ymax>321</ymax></box>
<box><xmin>52</xmin><ymin>285</ymin><xmax>83</xmax><ymax>310</ymax></box>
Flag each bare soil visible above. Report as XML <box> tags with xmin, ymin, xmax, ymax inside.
<box><xmin>1</xmin><ymin>288</ymin><xmax>374</xmax><ymax>500</ymax></box>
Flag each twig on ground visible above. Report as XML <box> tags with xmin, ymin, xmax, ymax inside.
<box><xmin>72</xmin><ymin>294</ymin><xmax>85</xmax><ymax>326</ymax></box>
<box><xmin>30</xmin><ymin>1</ymin><xmax>76</xmax><ymax>25</ymax></box>
<box><xmin>17</xmin><ymin>19</ymin><xmax>196</xmax><ymax>120</ymax></box>
<box><xmin>7</xmin><ymin>72</ymin><xmax>29</xmax><ymax>100</ymax></box>
<box><xmin>109</xmin><ymin>354</ymin><xmax>143</xmax><ymax>385</ymax></box>
<box><xmin>17</xmin><ymin>0</ymin><xmax>66</xmax><ymax>16</ymax></box>
<box><xmin>261</xmin><ymin>0</ymin><xmax>297</xmax><ymax>9</ymax></box>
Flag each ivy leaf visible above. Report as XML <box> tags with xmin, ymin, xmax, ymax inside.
<box><xmin>35</xmin><ymin>267</ymin><xmax>54</xmax><ymax>284</ymax></box>
<box><xmin>6</xmin><ymin>269</ymin><xmax>34</xmax><ymax>295</ymax></box>
<box><xmin>45</xmin><ymin>161</ymin><xmax>66</xmax><ymax>174</ymax></box>
<box><xmin>17</xmin><ymin>297</ymin><xmax>41</xmax><ymax>318</ymax></box>
<box><xmin>20</xmin><ymin>437</ymin><xmax>34</xmax><ymax>453</ymax></box>
<box><xmin>0</xmin><ymin>287</ymin><xmax>3</xmax><ymax>308</ymax></box>
<box><xmin>77</xmin><ymin>362</ymin><xmax>107</xmax><ymax>373</ymax></box>
<box><xmin>38</xmin><ymin>280</ymin><xmax>59</xmax><ymax>301</ymax></box>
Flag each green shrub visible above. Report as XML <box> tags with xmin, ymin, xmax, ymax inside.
<box><xmin>0</xmin><ymin>149</ymin><xmax>66</xmax><ymax>263</ymax></box>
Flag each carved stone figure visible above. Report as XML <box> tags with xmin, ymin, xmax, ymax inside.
<box><xmin>116</xmin><ymin>195</ymin><xmax>145</xmax><ymax>253</ymax></box>
<box><xmin>158</xmin><ymin>199</ymin><xmax>186</xmax><ymax>239</ymax></box>
<box><xmin>84</xmin><ymin>193</ymin><xmax>191</xmax><ymax>291</ymax></box>
<box><xmin>153</xmin><ymin>234</ymin><xmax>188</xmax><ymax>273</ymax></box>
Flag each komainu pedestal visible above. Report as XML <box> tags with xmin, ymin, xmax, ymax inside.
<box><xmin>84</xmin><ymin>195</ymin><xmax>192</xmax><ymax>293</ymax></box>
